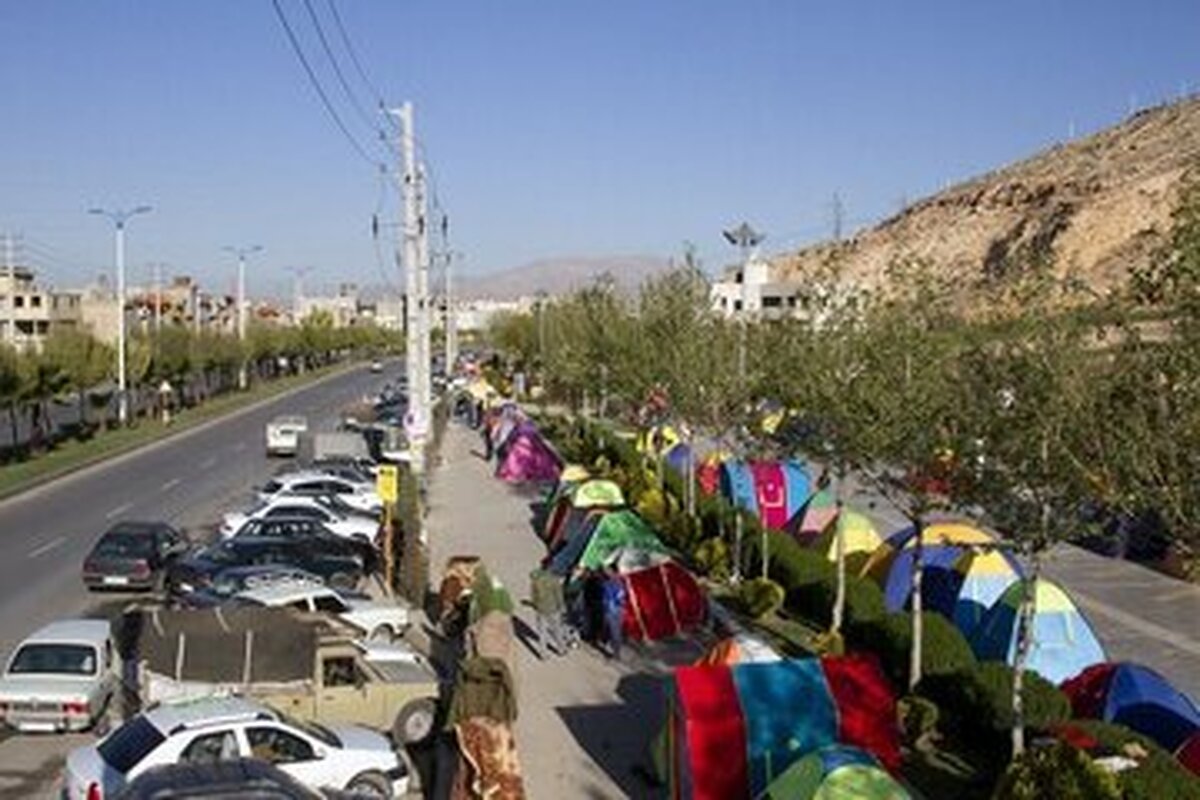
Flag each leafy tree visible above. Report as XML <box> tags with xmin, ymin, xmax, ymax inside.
<box><xmin>42</xmin><ymin>327</ymin><xmax>111</xmax><ymax>427</ymax></box>
<box><xmin>0</xmin><ymin>343</ymin><xmax>21</xmax><ymax>447</ymax></box>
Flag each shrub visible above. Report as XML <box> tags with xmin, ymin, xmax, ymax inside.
<box><xmin>847</xmin><ymin>611</ymin><xmax>976</xmax><ymax>689</ymax></box>
<box><xmin>993</xmin><ymin>740</ymin><xmax>1120</xmax><ymax>800</ymax></box>
<box><xmin>1066</xmin><ymin>720</ymin><xmax>1200</xmax><ymax>800</ymax></box>
<box><xmin>692</xmin><ymin>537</ymin><xmax>731</xmax><ymax>581</ymax></box>
<box><xmin>737</xmin><ymin>578</ymin><xmax>786</xmax><ymax>619</ymax></box>
<box><xmin>919</xmin><ymin>662</ymin><xmax>1071</xmax><ymax>755</ymax></box>
<box><xmin>897</xmin><ymin>694</ymin><xmax>940</xmax><ymax>748</ymax></box>
<box><xmin>786</xmin><ymin>571</ymin><xmax>886</xmax><ymax>630</ymax></box>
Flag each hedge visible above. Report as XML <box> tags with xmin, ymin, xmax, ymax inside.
<box><xmin>918</xmin><ymin>662</ymin><xmax>1072</xmax><ymax>757</ymax></box>
<box><xmin>786</xmin><ymin>571</ymin><xmax>886</xmax><ymax>630</ymax></box>
<box><xmin>993</xmin><ymin>740</ymin><xmax>1120</xmax><ymax>800</ymax></box>
<box><xmin>847</xmin><ymin>611</ymin><xmax>976</xmax><ymax>690</ymax></box>
<box><xmin>1065</xmin><ymin>720</ymin><xmax>1200</xmax><ymax>800</ymax></box>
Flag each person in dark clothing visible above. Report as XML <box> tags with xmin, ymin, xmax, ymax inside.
<box><xmin>581</xmin><ymin>569</ymin><xmax>606</xmax><ymax>645</ymax></box>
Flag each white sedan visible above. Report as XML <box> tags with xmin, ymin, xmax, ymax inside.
<box><xmin>62</xmin><ymin>696</ymin><xmax>408</xmax><ymax>799</ymax></box>
<box><xmin>258</xmin><ymin>471</ymin><xmax>382</xmax><ymax>516</ymax></box>
<box><xmin>236</xmin><ymin>581</ymin><xmax>410</xmax><ymax>642</ymax></box>
<box><xmin>220</xmin><ymin>496</ymin><xmax>380</xmax><ymax>542</ymax></box>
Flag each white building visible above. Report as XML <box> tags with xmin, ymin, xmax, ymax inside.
<box><xmin>710</xmin><ymin>258</ymin><xmax>800</xmax><ymax>320</ymax></box>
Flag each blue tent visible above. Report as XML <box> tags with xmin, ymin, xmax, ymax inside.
<box><xmin>718</xmin><ymin>459</ymin><xmax>812</xmax><ymax>531</ymax></box>
<box><xmin>970</xmin><ymin>579</ymin><xmax>1107</xmax><ymax>685</ymax></box>
<box><xmin>1064</xmin><ymin>662</ymin><xmax>1200</xmax><ymax>753</ymax></box>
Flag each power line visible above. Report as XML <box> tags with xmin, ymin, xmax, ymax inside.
<box><xmin>325</xmin><ymin>0</ymin><xmax>398</xmax><ymax>132</ymax></box>
<box><xmin>300</xmin><ymin>0</ymin><xmax>384</xmax><ymax>139</ymax></box>
<box><xmin>270</xmin><ymin>0</ymin><xmax>382</xmax><ymax>170</ymax></box>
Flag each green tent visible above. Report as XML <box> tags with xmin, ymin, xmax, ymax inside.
<box><xmin>549</xmin><ymin>509</ymin><xmax>668</xmax><ymax>575</ymax></box>
<box><xmin>764</xmin><ymin>746</ymin><xmax>911</xmax><ymax>800</ymax></box>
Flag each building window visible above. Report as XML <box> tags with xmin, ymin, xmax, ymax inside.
<box><xmin>31</xmin><ymin>295</ymin><xmax>41</xmax><ymax>308</ymax></box>
<box><xmin>762</xmin><ymin>296</ymin><xmax>783</xmax><ymax>309</ymax></box>
<box><xmin>733</xmin><ymin>300</ymin><xmax>743</xmax><ymax>312</ymax></box>
<box><xmin>787</xmin><ymin>296</ymin><xmax>798</xmax><ymax>308</ymax></box>
<box><xmin>14</xmin><ymin>296</ymin><xmax>23</xmax><ymax>308</ymax></box>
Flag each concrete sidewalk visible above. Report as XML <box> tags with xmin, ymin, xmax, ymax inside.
<box><xmin>424</xmin><ymin>422</ymin><xmax>702</xmax><ymax>799</ymax></box>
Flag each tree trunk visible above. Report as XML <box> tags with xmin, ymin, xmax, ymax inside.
<box><xmin>733</xmin><ymin>512</ymin><xmax>744</xmax><ymax>584</ymax></box>
<box><xmin>831</xmin><ymin>468</ymin><xmax>847</xmax><ymax>636</ymax></box>
<box><xmin>8</xmin><ymin>402</ymin><xmax>19</xmax><ymax>449</ymax></box>
<box><xmin>77</xmin><ymin>388</ymin><xmax>88</xmax><ymax>428</ymax></box>
<box><xmin>909</xmin><ymin>514</ymin><xmax>926</xmax><ymax>692</ymax></box>
<box><xmin>1011</xmin><ymin>557</ymin><xmax>1039</xmax><ymax>758</ymax></box>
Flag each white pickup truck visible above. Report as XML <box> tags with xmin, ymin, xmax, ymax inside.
<box><xmin>265</xmin><ymin>415</ymin><xmax>308</xmax><ymax>457</ymax></box>
<box><xmin>0</xmin><ymin>619</ymin><xmax>118</xmax><ymax>733</ymax></box>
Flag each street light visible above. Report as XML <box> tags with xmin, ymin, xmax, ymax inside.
<box><xmin>90</xmin><ymin>205</ymin><xmax>153</xmax><ymax>425</ymax></box>
<box><xmin>224</xmin><ymin>244</ymin><xmax>263</xmax><ymax>389</ymax></box>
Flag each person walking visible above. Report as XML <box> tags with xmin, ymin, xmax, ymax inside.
<box><xmin>601</xmin><ymin>568</ymin><xmax>627</xmax><ymax>660</ymax></box>
<box><xmin>529</xmin><ymin>567</ymin><xmax>570</xmax><ymax>658</ymax></box>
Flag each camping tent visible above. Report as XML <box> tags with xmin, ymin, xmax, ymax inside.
<box><xmin>719</xmin><ymin>460</ymin><xmax>813</xmax><ymax>531</ymax></box>
<box><xmin>695</xmin><ymin>633</ymin><xmax>780</xmax><ymax>666</ymax></box>
<box><xmin>665</xmin><ymin>656</ymin><xmax>900</xmax><ymax>800</ymax></box>
<box><xmin>925</xmin><ymin>549</ymin><xmax>1022</xmax><ymax>637</ymax></box>
<box><xmin>970</xmin><ymin>578</ymin><xmax>1106</xmax><ymax>685</ymax></box>
<box><xmin>637</xmin><ymin>424</ymin><xmax>682</xmax><ymax>460</ymax></box>
<box><xmin>1177</xmin><ymin>730</ymin><xmax>1200</xmax><ymax>776</ymax></box>
<box><xmin>791</xmin><ymin>489</ymin><xmax>838</xmax><ymax>541</ymax></box>
<box><xmin>540</xmin><ymin>479</ymin><xmax>625</xmax><ymax>544</ymax></box>
<box><xmin>861</xmin><ymin>522</ymin><xmax>1022</xmax><ymax>631</ymax></box>
<box><xmin>763</xmin><ymin>746</ymin><xmax>911</xmax><ymax>800</ymax></box>
<box><xmin>546</xmin><ymin>509</ymin><xmax>668</xmax><ymax>576</ymax></box>
<box><xmin>495</xmin><ymin>422</ymin><xmax>563</xmax><ymax>484</ymax></box>
<box><xmin>1062</xmin><ymin>662</ymin><xmax>1200</xmax><ymax>754</ymax></box>
<box><xmin>619</xmin><ymin>560</ymin><xmax>708</xmax><ymax>642</ymax></box>
<box><xmin>808</xmin><ymin>510</ymin><xmax>884</xmax><ymax>565</ymax></box>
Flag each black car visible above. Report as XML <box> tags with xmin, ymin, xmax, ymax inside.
<box><xmin>166</xmin><ymin>533</ymin><xmax>372</xmax><ymax>597</ymax></box>
<box><xmin>229</xmin><ymin>517</ymin><xmax>378</xmax><ymax>561</ymax></box>
<box><xmin>83</xmin><ymin>521</ymin><xmax>187</xmax><ymax>591</ymax></box>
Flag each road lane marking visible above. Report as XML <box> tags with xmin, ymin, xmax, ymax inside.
<box><xmin>199</xmin><ymin>456</ymin><xmax>217</xmax><ymax>470</ymax></box>
<box><xmin>27</xmin><ymin>536</ymin><xmax>65</xmax><ymax>559</ymax></box>
<box><xmin>160</xmin><ymin>478</ymin><xmax>181</xmax><ymax>492</ymax></box>
<box><xmin>105</xmin><ymin>502</ymin><xmax>133</xmax><ymax>519</ymax></box>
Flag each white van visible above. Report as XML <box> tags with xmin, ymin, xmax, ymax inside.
<box><xmin>265</xmin><ymin>415</ymin><xmax>308</xmax><ymax>456</ymax></box>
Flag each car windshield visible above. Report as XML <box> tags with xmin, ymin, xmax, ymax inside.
<box><xmin>94</xmin><ymin>533</ymin><xmax>154</xmax><ymax>558</ymax></box>
<box><xmin>98</xmin><ymin>716</ymin><xmax>166</xmax><ymax>774</ymax></box>
<box><xmin>204</xmin><ymin>542</ymin><xmax>242</xmax><ymax>565</ymax></box>
<box><xmin>8</xmin><ymin>643</ymin><xmax>97</xmax><ymax>676</ymax></box>
<box><xmin>277</xmin><ymin>711</ymin><xmax>340</xmax><ymax>748</ymax></box>
<box><xmin>262</xmin><ymin>480</ymin><xmax>282</xmax><ymax>495</ymax></box>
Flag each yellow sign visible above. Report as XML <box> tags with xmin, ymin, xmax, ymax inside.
<box><xmin>376</xmin><ymin>464</ymin><xmax>399</xmax><ymax>504</ymax></box>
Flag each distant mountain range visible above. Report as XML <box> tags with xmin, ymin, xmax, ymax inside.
<box><xmin>455</xmin><ymin>255</ymin><xmax>672</xmax><ymax>300</ymax></box>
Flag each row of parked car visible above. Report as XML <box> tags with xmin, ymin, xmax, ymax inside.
<box><xmin>0</xmin><ymin>444</ymin><xmax>431</xmax><ymax>799</ymax></box>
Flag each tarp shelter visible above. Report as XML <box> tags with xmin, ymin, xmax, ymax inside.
<box><xmin>695</xmin><ymin>633</ymin><xmax>780</xmax><ymax>666</ymax></box>
<box><xmin>720</xmin><ymin>460</ymin><xmax>812</xmax><ymax>531</ymax></box>
<box><xmin>619</xmin><ymin>560</ymin><xmax>708</xmax><ymax>642</ymax></box>
<box><xmin>970</xmin><ymin>578</ymin><xmax>1106</xmax><ymax>685</ymax></box>
<box><xmin>546</xmin><ymin>509</ymin><xmax>668</xmax><ymax>576</ymax></box>
<box><xmin>763</xmin><ymin>746</ymin><xmax>912</xmax><ymax>800</ymax></box>
<box><xmin>861</xmin><ymin>523</ymin><xmax>1022</xmax><ymax>630</ymax></box>
<box><xmin>808</xmin><ymin>510</ymin><xmax>884</xmax><ymax>565</ymax></box>
<box><xmin>1062</xmin><ymin>662</ymin><xmax>1200</xmax><ymax>754</ymax></box>
<box><xmin>665</xmin><ymin>656</ymin><xmax>900</xmax><ymax>800</ymax></box>
<box><xmin>540</xmin><ymin>478</ymin><xmax>626</xmax><ymax>544</ymax></box>
<box><xmin>495</xmin><ymin>422</ymin><xmax>563</xmax><ymax>484</ymax></box>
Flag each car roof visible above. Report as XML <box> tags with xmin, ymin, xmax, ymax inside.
<box><xmin>270</xmin><ymin>415</ymin><xmax>307</xmax><ymax>426</ymax></box>
<box><xmin>106</xmin><ymin>521</ymin><xmax>175</xmax><ymax>536</ymax></box>
<box><xmin>21</xmin><ymin>619</ymin><xmax>111</xmax><ymax>646</ymax></box>
<box><xmin>116</xmin><ymin>758</ymin><xmax>322</xmax><ymax>799</ymax></box>
<box><xmin>269</xmin><ymin>471</ymin><xmax>358</xmax><ymax>486</ymax></box>
<box><xmin>237</xmin><ymin>580</ymin><xmax>337</xmax><ymax>605</ymax></box>
<box><xmin>143</xmin><ymin>696</ymin><xmax>276</xmax><ymax>734</ymax></box>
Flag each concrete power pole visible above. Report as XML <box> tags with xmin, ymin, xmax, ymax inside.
<box><xmin>415</xmin><ymin>163</ymin><xmax>432</xmax><ymax>414</ymax></box>
<box><xmin>225</xmin><ymin>245</ymin><xmax>263</xmax><ymax>389</ymax></box>
<box><xmin>444</xmin><ymin>249</ymin><xmax>458</xmax><ymax>373</ymax></box>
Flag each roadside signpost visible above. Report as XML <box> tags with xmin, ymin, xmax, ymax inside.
<box><xmin>377</xmin><ymin>464</ymin><xmax>399</xmax><ymax>594</ymax></box>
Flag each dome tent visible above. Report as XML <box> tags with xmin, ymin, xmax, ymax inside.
<box><xmin>764</xmin><ymin>746</ymin><xmax>911</xmax><ymax>800</ymax></box>
<box><xmin>1062</xmin><ymin>662</ymin><xmax>1200</xmax><ymax>754</ymax></box>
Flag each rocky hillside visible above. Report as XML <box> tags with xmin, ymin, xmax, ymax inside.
<box><xmin>777</xmin><ymin>98</ymin><xmax>1200</xmax><ymax>295</ymax></box>
<box><xmin>458</xmin><ymin>255</ymin><xmax>670</xmax><ymax>300</ymax></box>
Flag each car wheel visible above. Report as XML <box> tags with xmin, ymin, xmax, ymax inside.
<box><xmin>368</xmin><ymin>624</ymin><xmax>394</xmax><ymax>642</ymax></box>
<box><xmin>329</xmin><ymin>572</ymin><xmax>359</xmax><ymax>591</ymax></box>
<box><xmin>345</xmin><ymin>770</ymin><xmax>392</xmax><ymax>799</ymax></box>
<box><xmin>392</xmin><ymin>698</ymin><xmax>437</xmax><ymax>745</ymax></box>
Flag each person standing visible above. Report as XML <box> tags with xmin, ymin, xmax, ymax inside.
<box><xmin>529</xmin><ymin>567</ymin><xmax>569</xmax><ymax>658</ymax></box>
<box><xmin>601</xmin><ymin>569</ymin><xmax>627</xmax><ymax>660</ymax></box>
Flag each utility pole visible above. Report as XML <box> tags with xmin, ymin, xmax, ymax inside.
<box><xmin>283</xmin><ymin>266</ymin><xmax>313</xmax><ymax>324</ymax></box>
<box><xmin>4</xmin><ymin>233</ymin><xmax>15</xmax><ymax>345</ymax></box>
<box><xmin>90</xmin><ymin>206</ymin><xmax>152</xmax><ymax>426</ymax></box>
<box><xmin>444</xmin><ymin>248</ymin><xmax>459</xmax><ymax>373</ymax></box>
<box><xmin>225</xmin><ymin>245</ymin><xmax>263</xmax><ymax>389</ymax></box>
<box><xmin>151</xmin><ymin>263</ymin><xmax>163</xmax><ymax>337</ymax></box>
<box><xmin>416</xmin><ymin>163</ymin><xmax>432</xmax><ymax>414</ymax></box>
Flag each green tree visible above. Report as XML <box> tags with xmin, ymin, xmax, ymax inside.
<box><xmin>42</xmin><ymin>328</ymin><xmax>111</xmax><ymax>428</ymax></box>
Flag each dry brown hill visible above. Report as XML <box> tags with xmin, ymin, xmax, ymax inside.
<box><xmin>776</xmin><ymin>98</ymin><xmax>1200</xmax><ymax>295</ymax></box>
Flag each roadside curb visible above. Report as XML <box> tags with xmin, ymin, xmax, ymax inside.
<box><xmin>0</xmin><ymin>363</ymin><xmax>364</xmax><ymax>511</ymax></box>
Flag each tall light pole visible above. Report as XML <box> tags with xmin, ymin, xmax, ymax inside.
<box><xmin>224</xmin><ymin>245</ymin><xmax>263</xmax><ymax>389</ymax></box>
<box><xmin>90</xmin><ymin>205</ymin><xmax>152</xmax><ymax>426</ymax></box>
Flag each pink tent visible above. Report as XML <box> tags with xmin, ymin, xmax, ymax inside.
<box><xmin>496</xmin><ymin>423</ymin><xmax>563</xmax><ymax>483</ymax></box>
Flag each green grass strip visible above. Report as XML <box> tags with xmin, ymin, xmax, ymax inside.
<box><xmin>0</xmin><ymin>364</ymin><xmax>357</xmax><ymax>501</ymax></box>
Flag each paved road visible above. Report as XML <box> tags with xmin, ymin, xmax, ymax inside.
<box><xmin>0</xmin><ymin>362</ymin><xmax>394</xmax><ymax>798</ymax></box>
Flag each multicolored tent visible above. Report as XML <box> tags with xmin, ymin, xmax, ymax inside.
<box><xmin>791</xmin><ymin>489</ymin><xmax>838</xmax><ymax>541</ymax></box>
<box><xmin>695</xmin><ymin>633</ymin><xmax>780</xmax><ymax>666</ymax></box>
<box><xmin>808</xmin><ymin>510</ymin><xmax>885</xmax><ymax>565</ymax></box>
<box><xmin>540</xmin><ymin>479</ymin><xmax>626</xmax><ymax>544</ymax></box>
<box><xmin>969</xmin><ymin>578</ymin><xmax>1107</xmax><ymax>685</ymax></box>
<box><xmin>546</xmin><ymin>509</ymin><xmax>669</xmax><ymax>576</ymax></box>
<box><xmin>860</xmin><ymin>522</ymin><xmax>1020</xmax><ymax>624</ymax></box>
<box><xmin>665</xmin><ymin>656</ymin><xmax>901</xmax><ymax>800</ymax></box>
<box><xmin>763</xmin><ymin>746</ymin><xmax>912</xmax><ymax>800</ymax></box>
<box><xmin>1062</xmin><ymin>662</ymin><xmax>1200</xmax><ymax>755</ymax></box>
<box><xmin>637</xmin><ymin>424</ymin><xmax>682</xmax><ymax>460</ymax></box>
<box><xmin>924</xmin><ymin>549</ymin><xmax>1023</xmax><ymax>637</ymax></box>
<box><xmin>719</xmin><ymin>460</ymin><xmax>813</xmax><ymax>531</ymax></box>
<box><xmin>495</xmin><ymin>422</ymin><xmax>563</xmax><ymax>484</ymax></box>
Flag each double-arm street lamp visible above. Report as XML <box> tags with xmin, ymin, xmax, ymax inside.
<box><xmin>224</xmin><ymin>244</ymin><xmax>263</xmax><ymax>389</ymax></box>
<box><xmin>90</xmin><ymin>205</ymin><xmax>152</xmax><ymax>425</ymax></box>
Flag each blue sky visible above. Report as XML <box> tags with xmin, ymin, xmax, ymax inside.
<box><xmin>1</xmin><ymin>1</ymin><xmax>1197</xmax><ymax>300</ymax></box>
